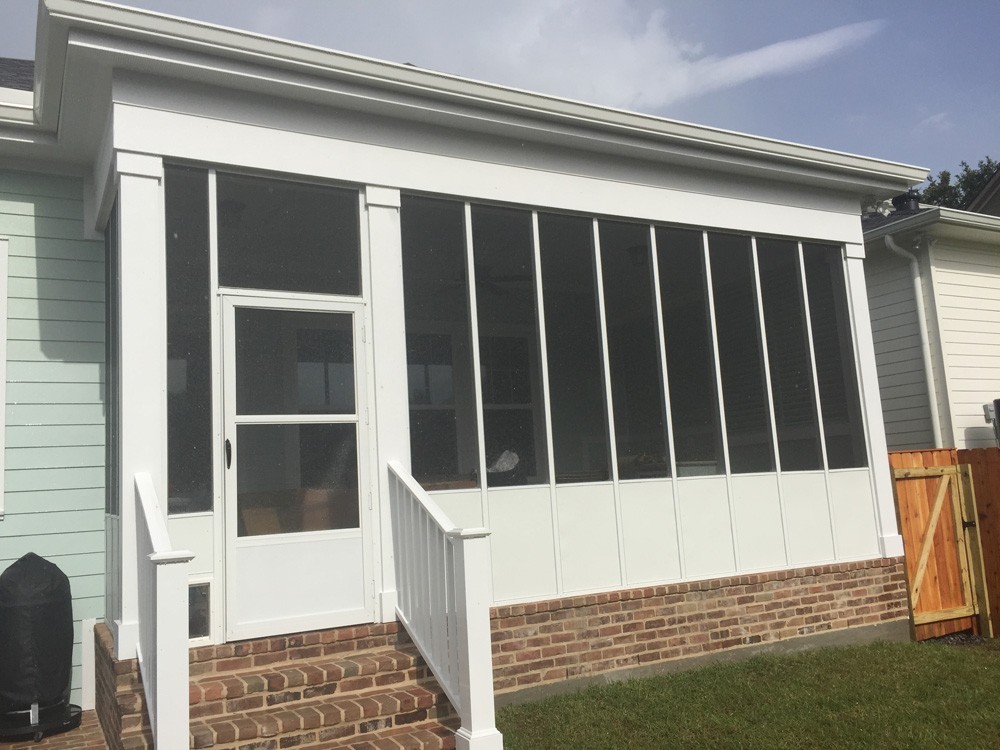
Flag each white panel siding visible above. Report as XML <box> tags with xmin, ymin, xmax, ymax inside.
<box><xmin>488</xmin><ymin>486</ymin><xmax>558</xmax><ymax>602</ymax></box>
<box><xmin>932</xmin><ymin>238</ymin><xmax>1000</xmax><ymax>448</ymax></box>
<box><xmin>619</xmin><ymin>480</ymin><xmax>679</xmax><ymax>585</ymax></box>
<box><xmin>730</xmin><ymin>474</ymin><xmax>786</xmax><ymax>572</ymax></box>
<box><xmin>676</xmin><ymin>476</ymin><xmax>735</xmax><ymax>579</ymax></box>
<box><xmin>430</xmin><ymin>489</ymin><xmax>484</xmax><ymax>530</ymax></box>
<box><xmin>828</xmin><ymin>470</ymin><xmax>880</xmax><ymax>559</ymax></box>
<box><xmin>555</xmin><ymin>483</ymin><xmax>621</xmax><ymax>594</ymax></box>
<box><xmin>864</xmin><ymin>249</ymin><xmax>935</xmax><ymax>449</ymax></box>
<box><xmin>0</xmin><ymin>170</ymin><xmax>105</xmax><ymax>706</ymax></box>
<box><xmin>781</xmin><ymin>472</ymin><xmax>835</xmax><ymax>565</ymax></box>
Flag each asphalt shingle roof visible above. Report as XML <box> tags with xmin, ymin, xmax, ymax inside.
<box><xmin>0</xmin><ymin>58</ymin><xmax>34</xmax><ymax>91</ymax></box>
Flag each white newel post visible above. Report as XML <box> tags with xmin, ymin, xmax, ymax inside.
<box><xmin>365</xmin><ymin>185</ymin><xmax>409</xmax><ymax>621</ymax></box>
<box><xmin>115</xmin><ymin>151</ymin><xmax>168</xmax><ymax>659</ymax></box>
<box><xmin>844</xmin><ymin>243</ymin><xmax>904</xmax><ymax>558</ymax></box>
<box><xmin>153</xmin><ymin>551</ymin><xmax>194</xmax><ymax>749</ymax></box>
<box><xmin>451</xmin><ymin>530</ymin><xmax>503</xmax><ymax>750</ymax></box>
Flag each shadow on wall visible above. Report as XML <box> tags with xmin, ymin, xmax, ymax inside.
<box><xmin>964</xmin><ymin>425</ymin><xmax>999</xmax><ymax>450</ymax></box>
<box><xmin>2</xmin><ymin>180</ymin><xmax>109</xmax><ymax>703</ymax></box>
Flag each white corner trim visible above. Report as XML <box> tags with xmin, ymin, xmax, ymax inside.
<box><xmin>843</xmin><ymin>242</ymin><xmax>865</xmax><ymax>260</ymax></box>
<box><xmin>364</xmin><ymin>185</ymin><xmax>401</xmax><ymax>209</ymax></box>
<box><xmin>114</xmin><ymin>150</ymin><xmax>163</xmax><ymax>181</ymax></box>
<box><xmin>879</xmin><ymin>534</ymin><xmax>904</xmax><ymax>559</ymax></box>
<box><xmin>0</xmin><ymin>238</ymin><xmax>7</xmax><ymax>521</ymax></box>
<box><xmin>81</xmin><ymin>618</ymin><xmax>97</xmax><ymax>710</ymax></box>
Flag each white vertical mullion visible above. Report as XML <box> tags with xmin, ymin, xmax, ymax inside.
<box><xmin>207</xmin><ymin>169</ymin><xmax>226</xmax><ymax>644</ymax></box>
<box><xmin>798</xmin><ymin>242</ymin><xmax>839</xmax><ymax>559</ymax></box>
<box><xmin>591</xmin><ymin>219</ymin><xmax>627</xmax><ymax>586</ymax></box>
<box><xmin>701</xmin><ymin>231</ymin><xmax>740</xmax><ymax>571</ymax></box>
<box><xmin>649</xmin><ymin>225</ymin><xmax>684</xmax><ymax>580</ymax></box>
<box><xmin>463</xmin><ymin>203</ymin><xmax>489</xmax><ymax>526</ymax></box>
<box><xmin>751</xmin><ymin>236</ymin><xmax>789</xmax><ymax>566</ymax></box>
<box><xmin>532</xmin><ymin>211</ymin><xmax>563</xmax><ymax>593</ymax></box>
<box><xmin>0</xmin><ymin>238</ymin><xmax>7</xmax><ymax>521</ymax></box>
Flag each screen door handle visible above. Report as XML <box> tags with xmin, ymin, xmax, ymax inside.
<box><xmin>225</xmin><ymin>438</ymin><xmax>232</xmax><ymax>469</ymax></box>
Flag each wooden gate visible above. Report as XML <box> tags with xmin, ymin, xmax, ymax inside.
<box><xmin>890</xmin><ymin>450</ymin><xmax>992</xmax><ymax>640</ymax></box>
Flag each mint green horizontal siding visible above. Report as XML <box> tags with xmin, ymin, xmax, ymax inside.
<box><xmin>0</xmin><ymin>195</ymin><xmax>89</xmax><ymax>220</ymax></box>
<box><xmin>8</xmin><ymin>277</ymin><xmax>103</xmax><ymax>303</ymax></box>
<box><xmin>9</xmin><ymin>237</ymin><xmax>104</xmax><ymax>263</ymax></box>
<box><xmin>4</xmin><ymin>488</ymin><xmax>105</xmax><ymax>514</ymax></box>
<box><xmin>1</xmin><ymin>169</ymin><xmax>106</xmax><ymax>705</ymax></box>
<box><xmin>8</xmin><ymin>361</ymin><xmax>104</xmax><ymax>383</ymax></box>
<box><xmin>8</xmin><ymin>381</ymin><xmax>105</xmax><ymax>404</ymax></box>
<box><xmin>9</xmin><ymin>256</ymin><xmax>105</xmax><ymax>283</ymax></box>
<box><xmin>6</xmin><ymin>466</ymin><xmax>104</xmax><ymax>492</ymax></box>
<box><xmin>8</xmin><ymin>297</ymin><xmax>104</xmax><ymax>322</ymax></box>
<box><xmin>8</xmin><ymin>424</ymin><xmax>104</xmax><ymax>447</ymax></box>
<box><xmin>7</xmin><ymin>340</ymin><xmax>105</xmax><ymax>362</ymax></box>
<box><xmin>0</xmin><ymin>172</ymin><xmax>82</xmax><ymax>200</ymax></box>
<box><xmin>9</xmin><ymin>319</ymin><xmax>105</xmax><ymax>343</ymax></box>
<box><xmin>7</xmin><ymin>445</ymin><xmax>105</xmax><ymax>469</ymax></box>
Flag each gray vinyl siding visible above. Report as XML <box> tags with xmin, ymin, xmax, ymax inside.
<box><xmin>931</xmin><ymin>238</ymin><xmax>1000</xmax><ymax>449</ymax></box>
<box><xmin>0</xmin><ymin>170</ymin><xmax>105</xmax><ymax>706</ymax></box>
<box><xmin>865</xmin><ymin>249</ymin><xmax>935</xmax><ymax>449</ymax></box>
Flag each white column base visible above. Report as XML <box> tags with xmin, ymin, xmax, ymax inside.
<box><xmin>455</xmin><ymin>727</ymin><xmax>504</xmax><ymax>750</ymax></box>
<box><xmin>879</xmin><ymin>533</ymin><xmax>905</xmax><ymax>558</ymax></box>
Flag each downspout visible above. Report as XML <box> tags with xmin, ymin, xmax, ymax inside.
<box><xmin>884</xmin><ymin>233</ymin><xmax>943</xmax><ymax>448</ymax></box>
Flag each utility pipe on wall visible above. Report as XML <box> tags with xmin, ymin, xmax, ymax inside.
<box><xmin>884</xmin><ymin>233</ymin><xmax>943</xmax><ymax>448</ymax></box>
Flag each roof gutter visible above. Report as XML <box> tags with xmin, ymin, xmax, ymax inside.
<box><xmin>884</xmin><ymin>233</ymin><xmax>942</xmax><ymax>448</ymax></box>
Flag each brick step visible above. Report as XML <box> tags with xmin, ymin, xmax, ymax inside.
<box><xmin>188</xmin><ymin>623</ymin><xmax>411</xmax><ymax>679</ymax></box>
<box><xmin>189</xmin><ymin>683</ymin><xmax>456</xmax><ymax>749</ymax></box>
<box><xmin>327</xmin><ymin>722</ymin><xmax>458</xmax><ymax>749</ymax></box>
<box><xmin>188</xmin><ymin>645</ymin><xmax>428</xmax><ymax>720</ymax></box>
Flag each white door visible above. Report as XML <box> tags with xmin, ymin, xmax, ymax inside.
<box><xmin>222</xmin><ymin>295</ymin><xmax>373</xmax><ymax>640</ymax></box>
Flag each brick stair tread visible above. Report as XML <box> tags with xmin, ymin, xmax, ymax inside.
<box><xmin>189</xmin><ymin>683</ymin><xmax>452</xmax><ymax>749</ymax></box>
<box><xmin>189</xmin><ymin>645</ymin><xmax>426</xmax><ymax>708</ymax></box>
<box><xmin>327</xmin><ymin>722</ymin><xmax>458</xmax><ymax>749</ymax></box>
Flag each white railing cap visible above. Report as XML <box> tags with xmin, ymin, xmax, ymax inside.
<box><xmin>446</xmin><ymin>527</ymin><xmax>491</xmax><ymax>540</ymax></box>
<box><xmin>148</xmin><ymin>549</ymin><xmax>195</xmax><ymax>565</ymax></box>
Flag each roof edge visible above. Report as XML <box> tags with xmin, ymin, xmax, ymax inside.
<box><xmin>40</xmin><ymin>0</ymin><xmax>928</xmax><ymax>189</ymax></box>
<box><xmin>864</xmin><ymin>206</ymin><xmax>1000</xmax><ymax>241</ymax></box>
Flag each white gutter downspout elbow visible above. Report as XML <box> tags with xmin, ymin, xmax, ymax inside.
<box><xmin>884</xmin><ymin>233</ymin><xmax>943</xmax><ymax>448</ymax></box>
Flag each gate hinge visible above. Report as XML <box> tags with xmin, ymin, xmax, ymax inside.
<box><xmin>963</xmin><ymin>519</ymin><xmax>977</xmax><ymax>530</ymax></box>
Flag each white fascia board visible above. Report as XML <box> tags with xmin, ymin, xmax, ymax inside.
<box><xmin>41</xmin><ymin>0</ymin><xmax>928</xmax><ymax>194</ymax></box>
<box><xmin>864</xmin><ymin>207</ymin><xmax>1000</xmax><ymax>247</ymax></box>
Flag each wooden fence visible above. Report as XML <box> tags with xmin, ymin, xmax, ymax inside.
<box><xmin>889</xmin><ymin>449</ymin><xmax>991</xmax><ymax>640</ymax></box>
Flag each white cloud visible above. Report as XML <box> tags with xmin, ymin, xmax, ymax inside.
<box><xmin>913</xmin><ymin>111</ymin><xmax>952</xmax><ymax>134</ymax></box>
<box><xmin>397</xmin><ymin>3</ymin><xmax>886</xmax><ymax>112</ymax></box>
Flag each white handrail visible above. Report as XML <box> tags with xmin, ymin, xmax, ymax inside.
<box><xmin>387</xmin><ymin>460</ymin><xmax>503</xmax><ymax>750</ymax></box>
<box><xmin>134</xmin><ymin>472</ymin><xmax>194</xmax><ymax>750</ymax></box>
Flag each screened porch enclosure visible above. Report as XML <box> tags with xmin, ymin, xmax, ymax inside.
<box><xmin>399</xmin><ymin>195</ymin><xmax>880</xmax><ymax>601</ymax></box>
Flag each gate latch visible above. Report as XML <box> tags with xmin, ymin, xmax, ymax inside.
<box><xmin>963</xmin><ymin>519</ymin><xmax>977</xmax><ymax>530</ymax></box>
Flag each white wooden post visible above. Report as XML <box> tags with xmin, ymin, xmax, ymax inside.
<box><xmin>365</xmin><ymin>186</ymin><xmax>409</xmax><ymax>621</ymax></box>
<box><xmin>450</xmin><ymin>530</ymin><xmax>503</xmax><ymax>750</ymax></box>
<box><xmin>115</xmin><ymin>151</ymin><xmax>168</xmax><ymax>659</ymax></box>
<box><xmin>844</xmin><ymin>244</ymin><xmax>904</xmax><ymax>558</ymax></box>
<box><xmin>153</xmin><ymin>552</ymin><xmax>194</xmax><ymax>749</ymax></box>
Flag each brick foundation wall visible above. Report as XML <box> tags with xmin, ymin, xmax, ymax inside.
<box><xmin>94</xmin><ymin>623</ymin><xmax>139</xmax><ymax>750</ymax></box>
<box><xmin>490</xmin><ymin>557</ymin><xmax>908</xmax><ymax>694</ymax></box>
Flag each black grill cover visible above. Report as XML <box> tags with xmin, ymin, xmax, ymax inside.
<box><xmin>0</xmin><ymin>553</ymin><xmax>73</xmax><ymax>712</ymax></box>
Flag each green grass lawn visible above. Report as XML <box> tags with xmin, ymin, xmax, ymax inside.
<box><xmin>496</xmin><ymin>641</ymin><xmax>1000</xmax><ymax>749</ymax></box>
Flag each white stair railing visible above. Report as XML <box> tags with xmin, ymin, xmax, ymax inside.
<box><xmin>134</xmin><ymin>472</ymin><xmax>194</xmax><ymax>750</ymax></box>
<box><xmin>388</xmin><ymin>460</ymin><xmax>503</xmax><ymax>750</ymax></box>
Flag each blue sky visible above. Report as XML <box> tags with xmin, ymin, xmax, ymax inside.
<box><xmin>3</xmin><ymin>0</ymin><xmax>998</xmax><ymax>182</ymax></box>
